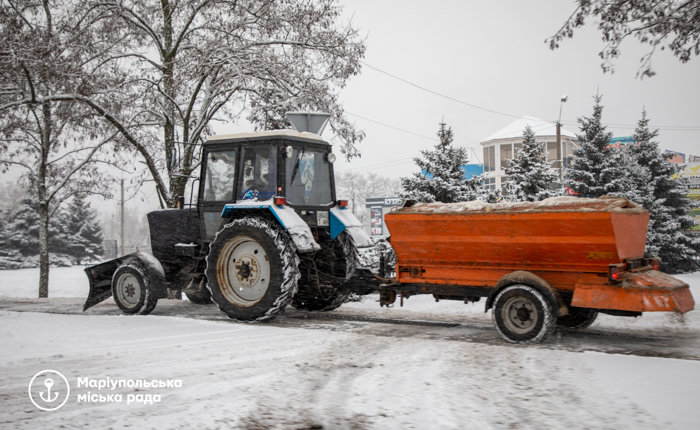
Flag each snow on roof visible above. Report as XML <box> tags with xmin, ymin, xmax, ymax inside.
<box><xmin>206</xmin><ymin>129</ymin><xmax>325</xmax><ymax>142</ymax></box>
<box><xmin>397</xmin><ymin>196</ymin><xmax>646</xmax><ymax>214</ymax></box>
<box><xmin>482</xmin><ymin>116</ymin><xmax>577</xmax><ymax>143</ymax></box>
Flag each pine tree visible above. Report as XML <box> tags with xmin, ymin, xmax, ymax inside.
<box><xmin>61</xmin><ymin>196</ymin><xmax>104</xmax><ymax>264</ymax></box>
<box><xmin>0</xmin><ymin>206</ymin><xmax>22</xmax><ymax>268</ymax></box>
<box><xmin>504</xmin><ymin>125</ymin><xmax>559</xmax><ymax>201</ymax></box>
<box><xmin>566</xmin><ymin>95</ymin><xmax>624</xmax><ymax>197</ymax></box>
<box><xmin>400</xmin><ymin>121</ymin><xmax>478</xmax><ymax>203</ymax></box>
<box><xmin>629</xmin><ymin>111</ymin><xmax>699</xmax><ymax>273</ymax></box>
<box><xmin>4</xmin><ymin>197</ymin><xmax>40</xmax><ymax>257</ymax></box>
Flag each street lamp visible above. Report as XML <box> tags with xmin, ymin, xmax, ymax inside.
<box><xmin>557</xmin><ymin>95</ymin><xmax>568</xmax><ymax>186</ymax></box>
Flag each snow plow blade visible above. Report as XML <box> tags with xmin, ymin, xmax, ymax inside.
<box><xmin>83</xmin><ymin>258</ymin><xmax>123</xmax><ymax>311</ymax></box>
<box><xmin>572</xmin><ymin>270</ymin><xmax>695</xmax><ymax>313</ymax></box>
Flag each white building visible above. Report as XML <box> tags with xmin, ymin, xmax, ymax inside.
<box><xmin>480</xmin><ymin>116</ymin><xmax>579</xmax><ymax>191</ymax></box>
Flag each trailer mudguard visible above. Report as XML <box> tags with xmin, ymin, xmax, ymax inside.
<box><xmin>485</xmin><ymin>271</ymin><xmax>568</xmax><ymax>317</ymax></box>
<box><xmin>221</xmin><ymin>201</ymin><xmax>321</xmax><ymax>253</ymax></box>
<box><xmin>83</xmin><ymin>252</ymin><xmax>168</xmax><ymax>311</ymax></box>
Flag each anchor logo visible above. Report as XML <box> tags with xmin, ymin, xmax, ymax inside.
<box><xmin>28</xmin><ymin>370</ymin><xmax>70</xmax><ymax>411</ymax></box>
<box><xmin>39</xmin><ymin>378</ymin><xmax>59</xmax><ymax>402</ymax></box>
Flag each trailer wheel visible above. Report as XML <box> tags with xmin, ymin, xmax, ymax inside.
<box><xmin>492</xmin><ymin>284</ymin><xmax>555</xmax><ymax>343</ymax></box>
<box><xmin>111</xmin><ymin>264</ymin><xmax>158</xmax><ymax>315</ymax></box>
<box><xmin>292</xmin><ymin>232</ymin><xmax>355</xmax><ymax>312</ymax></box>
<box><xmin>557</xmin><ymin>307</ymin><xmax>598</xmax><ymax>329</ymax></box>
<box><xmin>206</xmin><ymin>217</ymin><xmax>299</xmax><ymax>322</ymax></box>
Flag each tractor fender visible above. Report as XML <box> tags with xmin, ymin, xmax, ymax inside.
<box><xmin>124</xmin><ymin>252</ymin><xmax>169</xmax><ymax>300</ymax></box>
<box><xmin>221</xmin><ymin>201</ymin><xmax>320</xmax><ymax>253</ymax></box>
<box><xmin>330</xmin><ymin>207</ymin><xmax>372</xmax><ymax>248</ymax></box>
<box><xmin>485</xmin><ymin>270</ymin><xmax>568</xmax><ymax>317</ymax></box>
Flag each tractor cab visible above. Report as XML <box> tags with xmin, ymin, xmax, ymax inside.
<box><xmin>198</xmin><ymin>130</ymin><xmax>338</xmax><ymax>242</ymax></box>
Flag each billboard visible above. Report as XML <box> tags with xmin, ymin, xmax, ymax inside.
<box><xmin>365</xmin><ymin>197</ymin><xmax>403</xmax><ymax>236</ymax></box>
<box><xmin>674</xmin><ymin>163</ymin><xmax>700</xmax><ymax>199</ymax></box>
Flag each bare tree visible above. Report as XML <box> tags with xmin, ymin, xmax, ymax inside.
<box><xmin>335</xmin><ymin>171</ymin><xmax>401</xmax><ymax>226</ymax></box>
<box><xmin>89</xmin><ymin>0</ymin><xmax>366</xmax><ymax>208</ymax></box>
<box><xmin>547</xmin><ymin>0</ymin><xmax>700</xmax><ymax>77</ymax></box>
<box><xmin>0</xmin><ymin>0</ymin><xmax>122</xmax><ymax>297</ymax></box>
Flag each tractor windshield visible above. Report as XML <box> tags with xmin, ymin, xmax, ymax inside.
<box><xmin>285</xmin><ymin>148</ymin><xmax>333</xmax><ymax>206</ymax></box>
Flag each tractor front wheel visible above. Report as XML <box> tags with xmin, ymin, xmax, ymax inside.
<box><xmin>205</xmin><ymin>217</ymin><xmax>299</xmax><ymax>322</ymax></box>
<box><xmin>111</xmin><ymin>264</ymin><xmax>158</xmax><ymax>315</ymax></box>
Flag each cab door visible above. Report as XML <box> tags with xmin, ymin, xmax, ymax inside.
<box><xmin>198</xmin><ymin>147</ymin><xmax>238</xmax><ymax>241</ymax></box>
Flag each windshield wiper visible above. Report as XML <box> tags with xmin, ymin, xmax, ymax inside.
<box><xmin>289</xmin><ymin>148</ymin><xmax>305</xmax><ymax>184</ymax></box>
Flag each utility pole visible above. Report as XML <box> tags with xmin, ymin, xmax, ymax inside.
<box><xmin>120</xmin><ymin>179</ymin><xmax>125</xmax><ymax>256</ymax></box>
<box><xmin>557</xmin><ymin>95</ymin><xmax>568</xmax><ymax>187</ymax></box>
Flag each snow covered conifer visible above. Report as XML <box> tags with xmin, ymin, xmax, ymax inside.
<box><xmin>4</xmin><ymin>198</ymin><xmax>40</xmax><ymax>258</ymax></box>
<box><xmin>566</xmin><ymin>95</ymin><xmax>620</xmax><ymax>197</ymax></box>
<box><xmin>629</xmin><ymin>111</ymin><xmax>699</xmax><ymax>273</ymax></box>
<box><xmin>400</xmin><ymin>121</ymin><xmax>477</xmax><ymax>203</ymax></box>
<box><xmin>504</xmin><ymin>125</ymin><xmax>559</xmax><ymax>201</ymax></box>
<box><xmin>61</xmin><ymin>196</ymin><xmax>104</xmax><ymax>265</ymax></box>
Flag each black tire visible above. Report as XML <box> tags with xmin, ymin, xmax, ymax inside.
<box><xmin>292</xmin><ymin>232</ymin><xmax>355</xmax><ymax>312</ymax></box>
<box><xmin>492</xmin><ymin>284</ymin><xmax>555</xmax><ymax>343</ymax></box>
<box><xmin>557</xmin><ymin>307</ymin><xmax>598</xmax><ymax>329</ymax></box>
<box><xmin>111</xmin><ymin>264</ymin><xmax>158</xmax><ymax>315</ymax></box>
<box><xmin>205</xmin><ymin>217</ymin><xmax>299</xmax><ymax>322</ymax></box>
<box><xmin>185</xmin><ymin>288</ymin><xmax>212</xmax><ymax>305</ymax></box>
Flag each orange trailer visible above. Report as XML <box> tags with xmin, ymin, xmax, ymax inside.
<box><xmin>381</xmin><ymin>196</ymin><xmax>694</xmax><ymax>342</ymax></box>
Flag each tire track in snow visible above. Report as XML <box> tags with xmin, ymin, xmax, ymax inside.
<box><xmin>2</xmin><ymin>298</ymin><xmax>699</xmax><ymax>361</ymax></box>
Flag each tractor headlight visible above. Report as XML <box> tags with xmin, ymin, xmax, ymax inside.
<box><xmin>326</xmin><ymin>152</ymin><xmax>336</xmax><ymax>163</ymax></box>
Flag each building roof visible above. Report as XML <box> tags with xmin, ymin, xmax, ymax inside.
<box><xmin>482</xmin><ymin>116</ymin><xmax>577</xmax><ymax>143</ymax></box>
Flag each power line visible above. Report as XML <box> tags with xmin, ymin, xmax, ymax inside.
<box><xmin>361</xmin><ymin>61</ymin><xmax>520</xmax><ymax>119</ymax></box>
<box><xmin>362</xmin><ymin>61</ymin><xmax>700</xmax><ymax>132</ymax></box>
<box><xmin>346</xmin><ymin>111</ymin><xmax>437</xmax><ymax>141</ymax></box>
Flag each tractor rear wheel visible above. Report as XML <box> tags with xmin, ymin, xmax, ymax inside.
<box><xmin>557</xmin><ymin>307</ymin><xmax>598</xmax><ymax>329</ymax></box>
<box><xmin>492</xmin><ymin>284</ymin><xmax>555</xmax><ymax>343</ymax></box>
<box><xmin>205</xmin><ymin>217</ymin><xmax>299</xmax><ymax>322</ymax></box>
<box><xmin>292</xmin><ymin>232</ymin><xmax>355</xmax><ymax>312</ymax></box>
<box><xmin>111</xmin><ymin>264</ymin><xmax>158</xmax><ymax>315</ymax></box>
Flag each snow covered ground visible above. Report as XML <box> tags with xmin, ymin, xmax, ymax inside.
<box><xmin>1</xmin><ymin>267</ymin><xmax>699</xmax><ymax>429</ymax></box>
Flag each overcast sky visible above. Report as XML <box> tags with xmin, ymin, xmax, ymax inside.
<box><xmin>6</xmin><ymin>0</ymin><xmax>698</xmax><ymax>210</ymax></box>
<box><xmin>321</xmin><ymin>0</ymin><xmax>700</xmax><ymax>179</ymax></box>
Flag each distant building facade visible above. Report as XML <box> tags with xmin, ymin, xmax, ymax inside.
<box><xmin>480</xmin><ymin>116</ymin><xmax>579</xmax><ymax>191</ymax></box>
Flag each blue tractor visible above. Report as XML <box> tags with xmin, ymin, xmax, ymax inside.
<box><xmin>83</xmin><ymin>122</ymin><xmax>379</xmax><ymax>321</ymax></box>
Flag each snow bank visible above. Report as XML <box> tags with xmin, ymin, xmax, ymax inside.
<box><xmin>0</xmin><ymin>266</ymin><xmax>90</xmax><ymax>298</ymax></box>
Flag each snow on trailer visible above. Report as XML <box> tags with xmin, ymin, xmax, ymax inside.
<box><xmin>381</xmin><ymin>196</ymin><xmax>695</xmax><ymax>343</ymax></box>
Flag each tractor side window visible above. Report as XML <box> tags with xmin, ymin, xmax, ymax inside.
<box><xmin>203</xmin><ymin>150</ymin><xmax>236</xmax><ymax>202</ymax></box>
<box><xmin>285</xmin><ymin>148</ymin><xmax>333</xmax><ymax>206</ymax></box>
<box><xmin>239</xmin><ymin>146</ymin><xmax>276</xmax><ymax>200</ymax></box>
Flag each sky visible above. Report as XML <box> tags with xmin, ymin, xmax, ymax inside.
<box><xmin>3</xmin><ymin>0</ymin><xmax>699</xmax><ymax>211</ymax></box>
<box><xmin>317</xmin><ymin>0</ymin><xmax>700</xmax><ymax>179</ymax></box>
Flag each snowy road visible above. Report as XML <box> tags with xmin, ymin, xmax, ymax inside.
<box><xmin>1</xmin><ymin>268</ymin><xmax>700</xmax><ymax>429</ymax></box>
<box><xmin>2</xmin><ymin>296</ymin><xmax>700</xmax><ymax>361</ymax></box>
